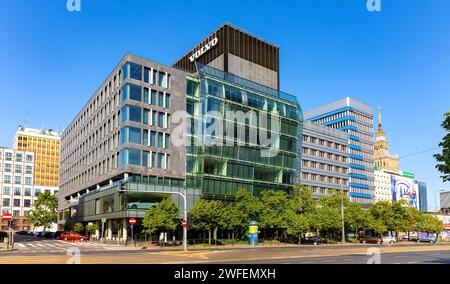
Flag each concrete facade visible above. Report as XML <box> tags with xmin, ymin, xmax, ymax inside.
<box><xmin>299</xmin><ymin>121</ymin><xmax>349</xmax><ymax>198</ymax></box>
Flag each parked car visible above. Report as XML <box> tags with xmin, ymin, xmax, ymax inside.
<box><xmin>42</xmin><ymin>232</ymin><xmax>54</xmax><ymax>239</ymax></box>
<box><xmin>360</xmin><ymin>236</ymin><xmax>383</xmax><ymax>244</ymax></box>
<box><xmin>301</xmin><ymin>236</ymin><xmax>322</xmax><ymax>246</ymax></box>
<box><xmin>0</xmin><ymin>231</ymin><xmax>7</xmax><ymax>241</ymax></box>
<box><xmin>382</xmin><ymin>236</ymin><xmax>397</xmax><ymax>244</ymax></box>
<box><xmin>60</xmin><ymin>232</ymin><xmax>89</xmax><ymax>241</ymax></box>
<box><xmin>15</xmin><ymin>231</ymin><xmax>29</xmax><ymax>236</ymax></box>
<box><xmin>417</xmin><ymin>235</ymin><xmax>436</xmax><ymax>243</ymax></box>
<box><xmin>53</xmin><ymin>231</ymin><xmax>65</xmax><ymax>239</ymax></box>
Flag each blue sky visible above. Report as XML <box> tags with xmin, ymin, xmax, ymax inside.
<box><xmin>0</xmin><ymin>0</ymin><xmax>449</xmax><ymax>210</ymax></box>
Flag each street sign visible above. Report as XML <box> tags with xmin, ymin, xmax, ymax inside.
<box><xmin>2</xmin><ymin>214</ymin><xmax>12</xmax><ymax>222</ymax></box>
<box><xmin>129</xmin><ymin>218</ymin><xmax>136</xmax><ymax>225</ymax></box>
<box><xmin>182</xmin><ymin>220</ymin><xmax>187</xmax><ymax>228</ymax></box>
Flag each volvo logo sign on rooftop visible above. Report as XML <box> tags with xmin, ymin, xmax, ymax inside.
<box><xmin>189</xmin><ymin>37</ymin><xmax>218</xmax><ymax>63</ymax></box>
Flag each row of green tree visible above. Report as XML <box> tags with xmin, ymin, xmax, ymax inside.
<box><xmin>142</xmin><ymin>186</ymin><xmax>444</xmax><ymax>245</ymax></box>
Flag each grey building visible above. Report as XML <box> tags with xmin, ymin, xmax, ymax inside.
<box><xmin>300</xmin><ymin>121</ymin><xmax>349</xmax><ymax>198</ymax></box>
<box><xmin>59</xmin><ymin>54</ymin><xmax>201</xmax><ymax>239</ymax></box>
<box><xmin>418</xmin><ymin>182</ymin><xmax>427</xmax><ymax>212</ymax></box>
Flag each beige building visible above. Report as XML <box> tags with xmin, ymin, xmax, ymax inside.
<box><xmin>374</xmin><ymin>107</ymin><xmax>399</xmax><ymax>173</ymax></box>
<box><xmin>374</xmin><ymin>170</ymin><xmax>392</xmax><ymax>202</ymax></box>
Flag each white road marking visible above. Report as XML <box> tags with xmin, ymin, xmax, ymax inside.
<box><xmin>343</xmin><ymin>258</ymin><xmax>355</xmax><ymax>261</ymax></box>
<box><xmin>407</xmin><ymin>262</ymin><xmax>418</xmax><ymax>264</ymax></box>
<box><xmin>17</xmin><ymin>244</ymin><xmax>25</xmax><ymax>248</ymax></box>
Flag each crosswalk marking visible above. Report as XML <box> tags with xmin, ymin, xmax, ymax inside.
<box><xmin>14</xmin><ymin>240</ymin><xmax>131</xmax><ymax>254</ymax></box>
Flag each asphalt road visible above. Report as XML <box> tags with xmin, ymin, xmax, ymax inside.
<box><xmin>2</xmin><ymin>236</ymin><xmax>450</xmax><ymax>264</ymax></box>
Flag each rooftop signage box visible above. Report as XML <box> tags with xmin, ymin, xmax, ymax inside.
<box><xmin>189</xmin><ymin>37</ymin><xmax>218</xmax><ymax>62</ymax></box>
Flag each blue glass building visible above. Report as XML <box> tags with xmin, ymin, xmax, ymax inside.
<box><xmin>304</xmin><ymin>97</ymin><xmax>375</xmax><ymax>205</ymax></box>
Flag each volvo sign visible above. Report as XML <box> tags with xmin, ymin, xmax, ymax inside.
<box><xmin>189</xmin><ymin>37</ymin><xmax>218</xmax><ymax>62</ymax></box>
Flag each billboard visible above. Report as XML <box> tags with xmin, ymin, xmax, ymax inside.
<box><xmin>391</xmin><ymin>175</ymin><xmax>419</xmax><ymax>210</ymax></box>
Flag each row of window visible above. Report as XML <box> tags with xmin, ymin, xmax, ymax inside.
<box><xmin>302</xmin><ymin>135</ymin><xmax>347</xmax><ymax>152</ymax></box>
<box><xmin>0</xmin><ymin>152</ymin><xmax>33</xmax><ymax>163</ymax></box>
<box><xmin>0</xmin><ymin>164</ymin><xmax>33</xmax><ymax>174</ymax></box>
<box><xmin>1</xmin><ymin>209</ymin><xmax>30</xmax><ymax>217</ymax></box>
<box><xmin>302</xmin><ymin>160</ymin><xmax>348</xmax><ymax>174</ymax></box>
<box><xmin>1</xmin><ymin>187</ymin><xmax>52</xmax><ymax>196</ymax></box>
<box><xmin>123</xmin><ymin>62</ymin><xmax>171</xmax><ymax>89</ymax></box>
<box><xmin>301</xmin><ymin>173</ymin><xmax>348</xmax><ymax>186</ymax></box>
<box><xmin>119</xmin><ymin>148</ymin><xmax>170</xmax><ymax>170</ymax></box>
<box><xmin>121</xmin><ymin>105</ymin><xmax>171</xmax><ymax>128</ymax></box>
<box><xmin>302</xmin><ymin>147</ymin><xmax>347</xmax><ymax>162</ymax></box>
<box><xmin>2</xmin><ymin>198</ymin><xmax>32</xmax><ymax>207</ymax></box>
<box><xmin>1</xmin><ymin>175</ymin><xmax>33</xmax><ymax>185</ymax></box>
<box><xmin>121</xmin><ymin>83</ymin><xmax>171</xmax><ymax>108</ymax></box>
<box><xmin>121</xmin><ymin>127</ymin><xmax>170</xmax><ymax>150</ymax></box>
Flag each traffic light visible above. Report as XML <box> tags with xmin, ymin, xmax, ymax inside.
<box><xmin>9</xmin><ymin>220</ymin><xmax>15</xmax><ymax>229</ymax></box>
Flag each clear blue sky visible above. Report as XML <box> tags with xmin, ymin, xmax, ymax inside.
<box><xmin>1</xmin><ymin>0</ymin><xmax>449</xmax><ymax>210</ymax></box>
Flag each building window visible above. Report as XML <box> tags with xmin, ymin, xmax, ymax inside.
<box><xmin>13</xmin><ymin>199</ymin><xmax>20</xmax><ymax>207</ymax></box>
<box><xmin>143</xmin><ymin>87</ymin><xmax>149</xmax><ymax>104</ymax></box>
<box><xmin>165</xmin><ymin>154</ymin><xmax>170</xmax><ymax>170</ymax></box>
<box><xmin>26</xmin><ymin>155</ymin><xmax>33</xmax><ymax>163</ymax></box>
<box><xmin>14</xmin><ymin>187</ymin><xmax>21</xmax><ymax>196</ymax></box>
<box><xmin>165</xmin><ymin>94</ymin><xmax>170</xmax><ymax>109</ymax></box>
<box><xmin>5</xmin><ymin>152</ymin><xmax>12</xmax><ymax>161</ymax></box>
<box><xmin>143</xmin><ymin>129</ymin><xmax>149</xmax><ymax>146</ymax></box>
<box><xmin>4</xmin><ymin>164</ymin><xmax>11</xmax><ymax>173</ymax></box>
<box><xmin>158</xmin><ymin>72</ymin><xmax>165</xmax><ymax>87</ymax></box>
<box><xmin>122</xmin><ymin>62</ymin><xmax>142</xmax><ymax>81</ymax></box>
<box><xmin>143</xmin><ymin>109</ymin><xmax>149</xmax><ymax>125</ymax></box>
<box><xmin>158</xmin><ymin>92</ymin><xmax>164</xmax><ymax>108</ymax></box>
<box><xmin>24</xmin><ymin>188</ymin><xmax>31</xmax><ymax>197</ymax></box>
<box><xmin>165</xmin><ymin>134</ymin><xmax>170</xmax><ymax>150</ymax></box>
<box><xmin>158</xmin><ymin>153</ymin><xmax>164</xmax><ymax>169</ymax></box>
<box><xmin>157</xmin><ymin>133</ymin><xmax>163</xmax><ymax>148</ymax></box>
<box><xmin>119</xmin><ymin>148</ymin><xmax>141</xmax><ymax>166</ymax></box>
<box><xmin>120</xmin><ymin>127</ymin><xmax>141</xmax><ymax>145</ymax></box>
<box><xmin>25</xmin><ymin>177</ymin><xmax>32</xmax><ymax>185</ymax></box>
<box><xmin>2</xmin><ymin>198</ymin><xmax>10</xmax><ymax>207</ymax></box>
<box><xmin>158</xmin><ymin>112</ymin><xmax>164</xmax><ymax>128</ymax></box>
<box><xmin>121</xmin><ymin>105</ymin><xmax>142</xmax><ymax>123</ymax></box>
<box><xmin>24</xmin><ymin>199</ymin><xmax>31</xmax><ymax>208</ymax></box>
<box><xmin>24</xmin><ymin>211</ymin><xmax>30</xmax><ymax>217</ymax></box>
<box><xmin>144</xmin><ymin>67</ymin><xmax>151</xmax><ymax>84</ymax></box>
<box><xmin>121</xmin><ymin>83</ymin><xmax>142</xmax><ymax>102</ymax></box>
<box><xmin>3</xmin><ymin>187</ymin><xmax>10</xmax><ymax>195</ymax></box>
<box><xmin>150</xmin><ymin>90</ymin><xmax>156</xmax><ymax>105</ymax></box>
<box><xmin>16</xmin><ymin>153</ymin><xmax>22</xmax><ymax>162</ymax></box>
<box><xmin>35</xmin><ymin>189</ymin><xmax>41</xmax><ymax>196</ymax></box>
<box><xmin>25</xmin><ymin>165</ymin><xmax>32</xmax><ymax>174</ymax></box>
<box><xmin>143</xmin><ymin>151</ymin><xmax>150</xmax><ymax>168</ymax></box>
<box><xmin>14</xmin><ymin>176</ymin><xmax>21</xmax><ymax>185</ymax></box>
<box><xmin>150</xmin><ymin>131</ymin><xmax>156</xmax><ymax>147</ymax></box>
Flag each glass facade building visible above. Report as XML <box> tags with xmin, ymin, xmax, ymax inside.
<box><xmin>304</xmin><ymin>97</ymin><xmax>375</xmax><ymax>205</ymax></box>
<box><xmin>185</xmin><ymin>64</ymin><xmax>301</xmax><ymax>199</ymax></box>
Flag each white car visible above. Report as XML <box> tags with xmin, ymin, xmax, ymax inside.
<box><xmin>382</xmin><ymin>236</ymin><xmax>397</xmax><ymax>244</ymax></box>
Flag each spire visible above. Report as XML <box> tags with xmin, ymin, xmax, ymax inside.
<box><xmin>378</xmin><ymin>106</ymin><xmax>383</xmax><ymax>130</ymax></box>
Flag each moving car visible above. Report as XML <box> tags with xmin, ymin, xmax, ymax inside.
<box><xmin>53</xmin><ymin>231</ymin><xmax>65</xmax><ymax>239</ymax></box>
<box><xmin>360</xmin><ymin>236</ymin><xmax>383</xmax><ymax>245</ymax></box>
<box><xmin>382</xmin><ymin>236</ymin><xmax>397</xmax><ymax>244</ymax></box>
<box><xmin>301</xmin><ymin>236</ymin><xmax>322</xmax><ymax>246</ymax></box>
<box><xmin>417</xmin><ymin>235</ymin><xmax>436</xmax><ymax>243</ymax></box>
<box><xmin>60</xmin><ymin>232</ymin><xmax>89</xmax><ymax>242</ymax></box>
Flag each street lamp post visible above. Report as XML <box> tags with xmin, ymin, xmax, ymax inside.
<box><xmin>341</xmin><ymin>192</ymin><xmax>345</xmax><ymax>245</ymax></box>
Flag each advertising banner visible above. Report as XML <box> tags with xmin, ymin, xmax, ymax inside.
<box><xmin>391</xmin><ymin>175</ymin><xmax>420</xmax><ymax>210</ymax></box>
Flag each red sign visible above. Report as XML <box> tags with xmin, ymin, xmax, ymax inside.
<box><xmin>444</xmin><ymin>224</ymin><xmax>450</xmax><ymax>230</ymax></box>
<box><xmin>182</xmin><ymin>220</ymin><xmax>187</xmax><ymax>228</ymax></box>
<box><xmin>2</xmin><ymin>214</ymin><xmax>12</xmax><ymax>221</ymax></box>
<box><xmin>129</xmin><ymin>218</ymin><xmax>136</xmax><ymax>225</ymax></box>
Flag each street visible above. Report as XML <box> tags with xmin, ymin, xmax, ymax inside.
<box><xmin>2</xmin><ymin>236</ymin><xmax>450</xmax><ymax>264</ymax></box>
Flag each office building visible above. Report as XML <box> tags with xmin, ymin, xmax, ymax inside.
<box><xmin>58</xmin><ymin>24</ymin><xmax>302</xmax><ymax>240</ymax></box>
<box><xmin>299</xmin><ymin>121</ymin><xmax>349</xmax><ymax>197</ymax></box>
<box><xmin>304</xmin><ymin>97</ymin><xmax>375</xmax><ymax>205</ymax></box>
<box><xmin>0</xmin><ymin>148</ymin><xmax>35</xmax><ymax>231</ymax></box>
<box><xmin>441</xmin><ymin>191</ymin><xmax>450</xmax><ymax>213</ymax></box>
<box><xmin>374</xmin><ymin>170</ymin><xmax>392</xmax><ymax>203</ymax></box>
<box><xmin>418</xmin><ymin>182</ymin><xmax>427</xmax><ymax>212</ymax></box>
<box><xmin>14</xmin><ymin>127</ymin><xmax>61</xmax><ymax>188</ymax></box>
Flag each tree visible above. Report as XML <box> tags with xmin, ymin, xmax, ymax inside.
<box><xmin>189</xmin><ymin>199</ymin><xmax>224</xmax><ymax>245</ymax></box>
<box><xmin>28</xmin><ymin>191</ymin><xmax>58</xmax><ymax>232</ymax></box>
<box><xmin>345</xmin><ymin>202</ymin><xmax>373</xmax><ymax>237</ymax></box>
<box><xmin>219</xmin><ymin>204</ymin><xmax>244</xmax><ymax>241</ymax></box>
<box><xmin>234</xmin><ymin>189</ymin><xmax>263</xmax><ymax>225</ymax></box>
<box><xmin>370</xmin><ymin>201</ymin><xmax>408</xmax><ymax>237</ymax></box>
<box><xmin>73</xmin><ymin>223</ymin><xmax>84</xmax><ymax>233</ymax></box>
<box><xmin>142</xmin><ymin>198</ymin><xmax>180</xmax><ymax>236</ymax></box>
<box><xmin>259</xmin><ymin>190</ymin><xmax>291</xmax><ymax>240</ymax></box>
<box><xmin>434</xmin><ymin>112</ymin><xmax>450</xmax><ymax>182</ymax></box>
<box><xmin>86</xmin><ymin>224</ymin><xmax>99</xmax><ymax>239</ymax></box>
<box><xmin>420</xmin><ymin>214</ymin><xmax>444</xmax><ymax>235</ymax></box>
<box><xmin>284</xmin><ymin>207</ymin><xmax>309</xmax><ymax>244</ymax></box>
